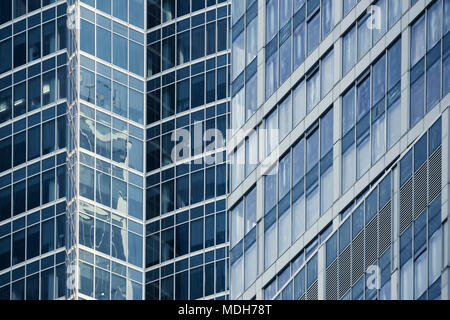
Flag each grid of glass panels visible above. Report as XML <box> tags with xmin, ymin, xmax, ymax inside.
<box><xmin>258</xmin><ymin>117</ymin><xmax>442</xmax><ymax>300</ymax></box>
<box><xmin>0</xmin><ymin>0</ymin><xmax>69</xmax><ymax>301</ymax></box>
<box><xmin>148</xmin><ymin>0</ymin><xmax>229</xmax><ymax>29</ymax></box>
<box><xmin>261</xmin><ymin>0</ymin><xmax>334</xmax><ymax>101</ymax></box>
<box><xmin>145</xmin><ymin>0</ymin><xmax>231</xmax><ymax>300</ymax></box>
<box><xmin>409</xmin><ymin>0</ymin><xmax>450</xmax><ymax>127</ymax></box>
<box><xmin>342</xmin><ymin>0</ymin><xmax>401</xmax><ymax>76</ymax></box>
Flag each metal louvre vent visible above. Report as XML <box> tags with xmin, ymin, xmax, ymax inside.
<box><xmin>351</xmin><ymin>231</ymin><xmax>365</xmax><ymax>285</ymax></box>
<box><xmin>306</xmin><ymin>281</ymin><xmax>318</xmax><ymax>300</ymax></box>
<box><xmin>338</xmin><ymin>246</ymin><xmax>351</xmax><ymax>299</ymax></box>
<box><xmin>378</xmin><ymin>201</ymin><xmax>392</xmax><ymax>256</ymax></box>
<box><xmin>414</xmin><ymin>162</ymin><xmax>428</xmax><ymax>219</ymax></box>
<box><xmin>399</xmin><ymin>178</ymin><xmax>413</xmax><ymax>234</ymax></box>
<box><xmin>325</xmin><ymin>260</ymin><xmax>338</xmax><ymax>300</ymax></box>
<box><xmin>365</xmin><ymin>216</ymin><xmax>378</xmax><ymax>268</ymax></box>
<box><xmin>428</xmin><ymin>146</ymin><xmax>442</xmax><ymax>202</ymax></box>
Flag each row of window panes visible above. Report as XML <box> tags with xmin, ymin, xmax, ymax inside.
<box><xmin>231</xmin><ymin>0</ymin><xmax>257</xmax><ymax>81</ymax></box>
<box><xmin>232</xmin><ymin>47</ymin><xmax>333</xmax><ymax>136</ymax></box>
<box><xmin>341</xmin><ymin>38</ymin><xmax>401</xmax><ymax>193</ymax></box>
<box><xmin>409</xmin><ymin>0</ymin><xmax>450</xmax><ymax>127</ymax></box>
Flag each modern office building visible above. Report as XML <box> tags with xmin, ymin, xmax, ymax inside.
<box><xmin>0</xmin><ymin>0</ymin><xmax>231</xmax><ymax>300</ymax></box>
<box><xmin>229</xmin><ymin>0</ymin><xmax>450</xmax><ymax>300</ymax></box>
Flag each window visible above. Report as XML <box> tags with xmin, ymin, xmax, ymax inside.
<box><xmin>266</xmin><ymin>109</ymin><xmax>278</xmax><ymax>156</ymax></box>
<box><xmin>42</xmin><ymin>120</ymin><xmax>55</xmax><ymax>155</ymax></box>
<box><xmin>306</xmin><ymin>129</ymin><xmax>319</xmax><ymax>229</ymax></box>
<box><xmin>113</xmin><ymin>34</ymin><xmax>128</xmax><ymax>70</ymax></box>
<box><xmin>321</xmin><ymin>50</ymin><xmax>334</xmax><ymax>97</ymax></box>
<box><xmin>320</xmin><ymin>109</ymin><xmax>333</xmax><ymax>214</ymax></box>
<box><xmin>97</xmin><ymin>75</ymin><xmax>111</xmax><ymax>111</ymax></box>
<box><xmin>279</xmin><ymin>28</ymin><xmax>292</xmax><ymax>85</ymax></box>
<box><xmin>96</xmin><ymin>171</ymin><xmax>111</xmax><ymax>207</ymax></box>
<box><xmin>177</xmin><ymin>31</ymin><xmax>190</xmax><ymax>65</ymax></box>
<box><xmin>96</xmin><ymin>123</ymin><xmax>111</xmax><ymax>159</ymax></box>
<box><xmin>191</xmin><ymin>74</ymin><xmax>204</xmax><ymax>108</ymax></box>
<box><xmin>307</xmin><ymin>12</ymin><xmax>319</xmax><ymax>54</ymax></box>
<box><xmin>343</xmin><ymin>0</ymin><xmax>357</xmax><ymax>16</ymax></box>
<box><xmin>129</xmin><ymin>89</ymin><xmax>144</xmax><ymax>124</ymax></box>
<box><xmin>147</xmin><ymin>42</ymin><xmax>161</xmax><ymax>76</ymax></box>
<box><xmin>343</xmin><ymin>26</ymin><xmax>356</xmax><ymax>75</ymax></box>
<box><xmin>264</xmin><ymin>211</ymin><xmax>277</xmax><ymax>269</ymax></box>
<box><xmin>27</xmin><ymin>224</ymin><xmax>40</xmax><ymax>259</ymax></box>
<box><xmin>293</xmin><ymin>80</ymin><xmax>306</xmax><ymax>126</ymax></box>
<box><xmin>373</xmin><ymin>0</ymin><xmax>386</xmax><ymax>45</ymax></box>
<box><xmin>279</xmin><ymin>94</ymin><xmax>292</xmax><ymax>141</ymax></box>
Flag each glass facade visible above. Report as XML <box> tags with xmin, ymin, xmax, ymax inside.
<box><xmin>229</xmin><ymin>0</ymin><xmax>450</xmax><ymax>301</ymax></box>
<box><xmin>1</xmin><ymin>0</ymin><xmax>450</xmax><ymax>302</ymax></box>
<box><xmin>0</xmin><ymin>0</ymin><xmax>68</xmax><ymax>300</ymax></box>
<box><xmin>144</xmin><ymin>0</ymin><xmax>231</xmax><ymax>300</ymax></box>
